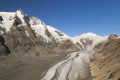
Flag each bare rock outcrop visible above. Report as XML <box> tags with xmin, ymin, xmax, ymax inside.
<box><xmin>0</xmin><ymin>35</ymin><xmax>10</xmax><ymax>56</ymax></box>
<box><xmin>90</xmin><ymin>35</ymin><xmax>120</xmax><ymax>80</ymax></box>
<box><xmin>108</xmin><ymin>34</ymin><xmax>118</xmax><ymax>40</ymax></box>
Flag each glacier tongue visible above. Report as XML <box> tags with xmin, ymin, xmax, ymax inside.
<box><xmin>41</xmin><ymin>46</ymin><xmax>94</xmax><ymax>80</ymax></box>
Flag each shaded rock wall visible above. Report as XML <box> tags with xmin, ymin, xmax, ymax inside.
<box><xmin>0</xmin><ymin>35</ymin><xmax>10</xmax><ymax>56</ymax></box>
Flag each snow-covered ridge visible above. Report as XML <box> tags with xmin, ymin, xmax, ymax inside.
<box><xmin>0</xmin><ymin>11</ymin><xmax>109</xmax><ymax>80</ymax></box>
<box><xmin>71</xmin><ymin>32</ymin><xmax>107</xmax><ymax>49</ymax></box>
<box><xmin>29</xmin><ymin>16</ymin><xmax>70</xmax><ymax>42</ymax></box>
<box><xmin>71</xmin><ymin>32</ymin><xmax>107</xmax><ymax>44</ymax></box>
<box><xmin>0</xmin><ymin>10</ymin><xmax>70</xmax><ymax>43</ymax></box>
<box><xmin>0</xmin><ymin>10</ymin><xmax>107</xmax><ymax>44</ymax></box>
<box><xmin>0</xmin><ymin>10</ymin><xmax>28</xmax><ymax>31</ymax></box>
<box><xmin>0</xmin><ymin>12</ymin><xmax>15</xmax><ymax>32</ymax></box>
<box><xmin>46</xmin><ymin>25</ymin><xmax>69</xmax><ymax>42</ymax></box>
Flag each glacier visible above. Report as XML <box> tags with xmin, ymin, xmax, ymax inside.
<box><xmin>41</xmin><ymin>36</ymin><xmax>107</xmax><ymax>80</ymax></box>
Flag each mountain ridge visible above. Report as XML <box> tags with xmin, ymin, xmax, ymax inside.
<box><xmin>0</xmin><ymin>10</ymin><xmax>106</xmax><ymax>44</ymax></box>
<box><xmin>0</xmin><ymin>10</ymin><xmax>120</xmax><ymax>80</ymax></box>
<box><xmin>0</xmin><ymin>10</ymin><xmax>108</xmax><ymax>55</ymax></box>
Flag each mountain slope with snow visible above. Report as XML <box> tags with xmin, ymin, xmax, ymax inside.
<box><xmin>0</xmin><ymin>10</ymin><xmax>109</xmax><ymax>55</ymax></box>
<box><xmin>0</xmin><ymin>10</ymin><xmax>107</xmax><ymax>44</ymax></box>
<box><xmin>29</xmin><ymin>16</ymin><xmax>69</xmax><ymax>42</ymax></box>
<box><xmin>41</xmin><ymin>33</ymin><xmax>107</xmax><ymax>80</ymax></box>
<box><xmin>0</xmin><ymin>12</ymin><xmax>15</xmax><ymax>32</ymax></box>
<box><xmin>0</xmin><ymin>10</ymin><xmax>108</xmax><ymax>52</ymax></box>
<box><xmin>1</xmin><ymin>10</ymin><xmax>120</xmax><ymax>80</ymax></box>
<box><xmin>70</xmin><ymin>32</ymin><xmax>107</xmax><ymax>50</ymax></box>
<box><xmin>0</xmin><ymin>10</ymin><xmax>69</xmax><ymax>43</ymax></box>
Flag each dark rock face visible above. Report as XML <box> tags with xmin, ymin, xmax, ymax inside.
<box><xmin>0</xmin><ymin>10</ymin><xmax>37</xmax><ymax>54</ymax></box>
<box><xmin>0</xmin><ymin>35</ymin><xmax>5</xmax><ymax>44</ymax></box>
<box><xmin>0</xmin><ymin>35</ymin><xmax>10</xmax><ymax>56</ymax></box>
<box><xmin>108</xmin><ymin>34</ymin><xmax>118</xmax><ymax>40</ymax></box>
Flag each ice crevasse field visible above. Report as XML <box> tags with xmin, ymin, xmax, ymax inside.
<box><xmin>41</xmin><ymin>35</ymin><xmax>107</xmax><ymax>80</ymax></box>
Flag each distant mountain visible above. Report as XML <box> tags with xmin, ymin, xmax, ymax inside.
<box><xmin>0</xmin><ymin>9</ymin><xmax>69</xmax><ymax>43</ymax></box>
<box><xmin>0</xmin><ymin>9</ymin><xmax>106</xmax><ymax>55</ymax></box>
<box><xmin>0</xmin><ymin>10</ymin><xmax>120</xmax><ymax>80</ymax></box>
<box><xmin>71</xmin><ymin>32</ymin><xmax>107</xmax><ymax>49</ymax></box>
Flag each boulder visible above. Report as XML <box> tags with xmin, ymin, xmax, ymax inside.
<box><xmin>108</xmin><ymin>34</ymin><xmax>118</xmax><ymax>40</ymax></box>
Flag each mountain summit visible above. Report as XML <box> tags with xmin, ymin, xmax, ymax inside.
<box><xmin>0</xmin><ymin>9</ymin><xmax>69</xmax><ymax>43</ymax></box>
<box><xmin>0</xmin><ymin>10</ymin><xmax>106</xmax><ymax>55</ymax></box>
<box><xmin>0</xmin><ymin>10</ymin><xmax>108</xmax><ymax>57</ymax></box>
<box><xmin>0</xmin><ymin>10</ymin><xmax>120</xmax><ymax>80</ymax></box>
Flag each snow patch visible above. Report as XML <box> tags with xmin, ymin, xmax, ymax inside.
<box><xmin>29</xmin><ymin>17</ymin><xmax>70</xmax><ymax>42</ymax></box>
<box><xmin>47</xmin><ymin>25</ymin><xmax>69</xmax><ymax>42</ymax></box>
<box><xmin>0</xmin><ymin>12</ymin><xmax>15</xmax><ymax>32</ymax></box>
<box><xmin>16</xmin><ymin>10</ymin><xmax>27</xmax><ymax>25</ymax></box>
<box><xmin>71</xmin><ymin>32</ymin><xmax>107</xmax><ymax>47</ymax></box>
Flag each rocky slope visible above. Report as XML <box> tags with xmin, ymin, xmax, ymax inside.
<box><xmin>0</xmin><ymin>9</ymin><xmax>69</xmax><ymax>42</ymax></box>
<box><xmin>0</xmin><ymin>10</ymin><xmax>105</xmax><ymax>56</ymax></box>
<box><xmin>0</xmin><ymin>9</ymin><xmax>77</xmax><ymax>56</ymax></box>
<box><xmin>90</xmin><ymin>34</ymin><xmax>120</xmax><ymax>80</ymax></box>
<box><xmin>0</xmin><ymin>10</ymin><xmax>120</xmax><ymax>80</ymax></box>
<box><xmin>41</xmin><ymin>34</ymin><xmax>120</xmax><ymax>80</ymax></box>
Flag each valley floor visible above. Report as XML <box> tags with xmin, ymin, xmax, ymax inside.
<box><xmin>0</xmin><ymin>53</ymin><xmax>68</xmax><ymax>80</ymax></box>
<box><xmin>0</xmin><ymin>51</ymin><xmax>92</xmax><ymax>80</ymax></box>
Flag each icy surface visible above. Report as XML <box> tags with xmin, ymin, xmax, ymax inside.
<box><xmin>41</xmin><ymin>47</ymin><xmax>94</xmax><ymax>80</ymax></box>
<box><xmin>41</xmin><ymin>35</ymin><xmax>107</xmax><ymax>80</ymax></box>
<box><xmin>0</xmin><ymin>12</ymin><xmax>15</xmax><ymax>31</ymax></box>
<box><xmin>71</xmin><ymin>32</ymin><xmax>107</xmax><ymax>47</ymax></box>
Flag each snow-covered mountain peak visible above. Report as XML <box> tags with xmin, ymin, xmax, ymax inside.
<box><xmin>72</xmin><ymin>32</ymin><xmax>101</xmax><ymax>38</ymax></box>
<box><xmin>0</xmin><ymin>12</ymin><xmax>15</xmax><ymax>32</ymax></box>
<box><xmin>29</xmin><ymin>16</ymin><xmax>45</xmax><ymax>26</ymax></box>
<box><xmin>79</xmin><ymin>32</ymin><xmax>100</xmax><ymax>37</ymax></box>
<box><xmin>0</xmin><ymin>10</ymin><xmax>70</xmax><ymax>43</ymax></box>
<box><xmin>0</xmin><ymin>9</ymin><xmax>28</xmax><ymax>32</ymax></box>
<box><xmin>46</xmin><ymin>25</ymin><xmax>70</xmax><ymax>42</ymax></box>
<box><xmin>29</xmin><ymin>15</ymin><xmax>70</xmax><ymax>42</ymax></box>
<box><xmin>71</xmin><ymin>32</ymin><xmax>107</xmax><ymax>50</ymax></box>
<box><xmin>16</xmin><ymin>9</ymin><xmax>27</xmax><ymax>25</ymax></box>
<box><xmin>0</xmin><ymin>10</ymin><xmax>107</xmax><ymax>46</ymax></box>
